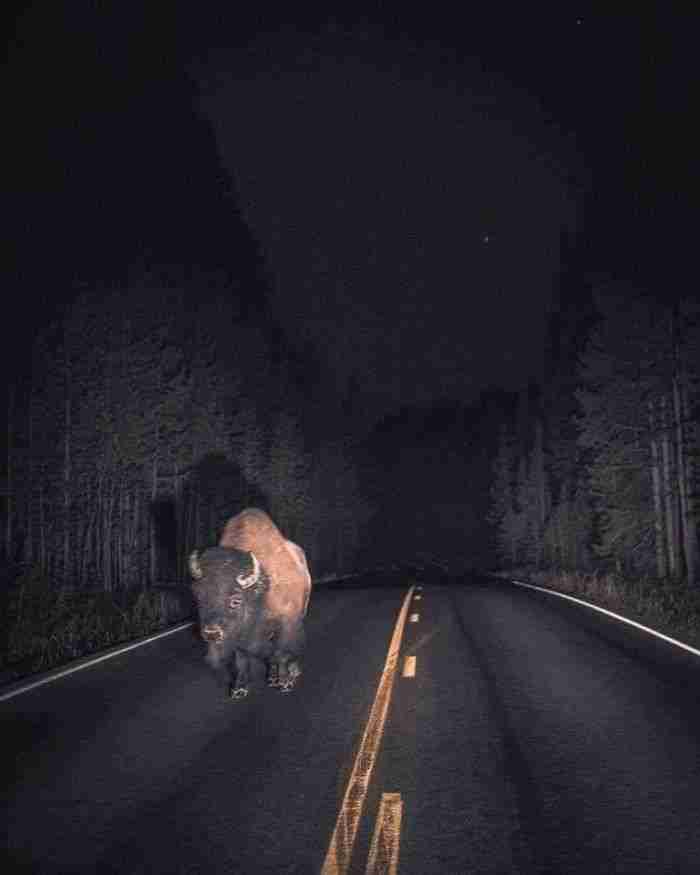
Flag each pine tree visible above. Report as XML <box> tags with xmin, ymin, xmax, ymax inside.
<box><xmin>576</xmin><ymin>287</ymin><xmax>700</xmax><ymax>582</ymax></box>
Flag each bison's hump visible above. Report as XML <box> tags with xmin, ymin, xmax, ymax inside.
<box><xmin>219</xmin><ymin>508</ymin><xmax>284</xmax><ymax>552</ymax></box>
<box><xmin>218</xmin><ymin>509</ymin><xmax>311</xmax><ymax>622</ymax></box>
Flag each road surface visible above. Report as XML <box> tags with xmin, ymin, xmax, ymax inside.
<box><xmin>3</xmin><ymin>574</ymin><xmax>700</xmax><ymax>873</ymax></box>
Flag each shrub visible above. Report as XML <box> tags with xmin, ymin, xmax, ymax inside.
<box><xmin>0</xmin><ymin>565</ymin><xmax>194</xmax><ymax>681</ymax></box>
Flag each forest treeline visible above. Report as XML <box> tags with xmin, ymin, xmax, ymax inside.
<box><xmin>2</xmin><ymin>277</ymin><xmax>370</xmax><ymax>593</ymax></box>
<box><xmin>1</xmin><ymin>13</ymin><xmax>378</xmax><ymax>677</ymax></box>
<box><xmin>490</xmin><ymin>288</ymin><xmax>699</xmax><ymax>590</ymax></box>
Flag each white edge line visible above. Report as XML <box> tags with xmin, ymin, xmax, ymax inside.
<box><xmin>511</xmin><ymin>579</ymin><xmax>700</xmax><ymax>659</ymax></box>
<box><xmin>0</xmin><ymin>621</ymin><xmax>195</xmax><ymax>703</ymax></box>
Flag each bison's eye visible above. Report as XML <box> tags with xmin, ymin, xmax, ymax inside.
<box><xmin>229</xmin><ymin>594</ymin><xmax>243</xmax><ymax>611</ymax></box>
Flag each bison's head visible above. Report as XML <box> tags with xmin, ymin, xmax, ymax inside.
<box><xmin>189</xmin><ymin>546</ymin><xmax>268</xmax><ymax>646</ymax></box>
<box><xmin>189</xmin><ymin>548</ymin><xmax>261</xmax><ymax>589</ymax></box>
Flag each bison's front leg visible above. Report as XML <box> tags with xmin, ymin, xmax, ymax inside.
<box><xmin>277</xmin><ymin>657</ymin><xmax>302</xmax><ymax>693</ymax></box>
<box><xmin>266</xmin><ymin>658</ymin><xmax>280</xmax><ymax>688</ymax></box>
<box><xmin>229</xmin><ymin>649</ymin><xmax>251</xmax><ymax>700</ymax></box>
<box><xmin>265</xmin><ymin>656</ymin><xmax>298</xmax><ymax>690</ymax></box>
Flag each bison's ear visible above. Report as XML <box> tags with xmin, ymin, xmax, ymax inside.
<box><xmin>236</xmin><ymin>552</ymin><xmax>261</xmax><ymax>589</ymax></box>
<box><xmin>189</xmin><ymin>550</ymin><xmax>203</xmax><ymax>581</ymax></box>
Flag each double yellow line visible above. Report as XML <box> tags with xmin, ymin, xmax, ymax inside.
<box><xmin>321</xmin><ymin>585</ymin><xmax>415</xmax><ymax>875</ymax></box>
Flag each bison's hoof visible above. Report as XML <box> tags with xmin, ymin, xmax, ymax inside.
<box><xmin>229</xmin><ymin>686</ymin><xmax>249</xmax><ymax>700</ymax></box>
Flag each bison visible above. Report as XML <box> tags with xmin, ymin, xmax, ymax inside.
<box><xmin>189</xmin><ymin>508</ymin><xmax>312</xmax><ymax>700</ymax></box>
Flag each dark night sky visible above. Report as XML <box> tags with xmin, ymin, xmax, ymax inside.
<box><xmin>198</xmin><ymin>21</ymin><xmax>581</xmax><ymax>417</ymax></box>
<box><xmin>4</xmin><ymin>7</ymin><xmax>695</xmax><ymax>426</ymax></box>
<box><xmin>194</xmin><ymin>10</ymin><xmax>696</xmax><ymax>422</ymax></box>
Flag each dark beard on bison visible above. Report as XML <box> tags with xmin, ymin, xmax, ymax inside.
<box><xmin>205</xmin><ymin>637</ymin><xmax>233</xmax><ymax>671</ymax></box>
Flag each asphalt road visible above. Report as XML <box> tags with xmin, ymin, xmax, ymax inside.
<box><xmin>3</xmin><ymin>575</ymin><xmax>700</xmax><ymax>874</ymax></box>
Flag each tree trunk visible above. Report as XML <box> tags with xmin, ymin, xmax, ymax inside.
<box><xmin>510</xmin><ymin>508</ymin><xmax>517</xmax><ymax>567</ymax></box>
<box><xmin>95</xmin><ymin>472</ymin><xmax>104</xmax><ymax>588</ymax></box>
<box><xmin>660</xmin><ymin>394</ymin><xmax>678</xmax><ymax>576</ymax></box>
<box><xmin>64</xmin><ymin>394</ymin><xmax>72</xmax><ymax>586</ymax></box>
<box><xmin>570</xmin><ymin>490</ymin><xmax>578</xmax><ymax>570</ymax></box>
<box><xmin>534</xmin><ymin>417</ymin><xmax>547</xmax><ymax>569</ymax></box>
<box><xmin>150</xmin><ymin>424</ymin><xmax>159</xmax><ymax>586</ymax></box>
<box><xmin>39</xmin><ymin>476</ymin><xmax>46</xmax><ymax>576</ymax></box>
<box><xmin>27</xmin><ymin>392</ymin><xmax>33</xmax><ymax>565</ymax></box>
<box><xmin>648</xmin><ymin>400</ymin><xmax>667</xmax><ymax>577</ymax></box>
<box><xmin>81</xmin><ymin>479</ymin><xmax>96</xmax><ymax>588</ymax></box>
<box><xmin>5</xmin><ymin>384</ymin><xmax>13</xmax><ymax>562</ymax></box>
<box><xmin>105</xmin><ymin>478</ymin><xmax>115</xmax><ymax>592</ymax></box>
<box><xmin>133</xmin><ymin>486</ymin><xmax>141</xmax><ymax>589</ymax></box>
<box><xmin>681</xmin><ymin>378</ymin><xmax>698</xmax><ymax>586</ymax></box>
<box><xmin>674</xmin><ymin>372</ymin><xmax>697</xmax><ymax>586</ymax></box>
<box><xmin>116</xmin><ymin>477</ymin><xmax>124</xmax><ymax>591</ymax></box>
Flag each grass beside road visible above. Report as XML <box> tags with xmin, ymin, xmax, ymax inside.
<box><xmin>0</xmin><ymin>564</ymin><xmax>194</xmax><ymax>685</ymax></box>
<box><xmin>0</xmin><ymin>563</ymin><xmax>374</xmax><ymax>688</ymax></box>
<box><xmin>491</xmin><ymin>567</ymin><xmax>700</xmax><ymax>653</ymax></box>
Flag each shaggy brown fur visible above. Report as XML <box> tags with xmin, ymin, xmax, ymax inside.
<box><xmin>219</xmin><ymin>508</ymin><xmax>311</xmax><ymax>620</ymax></box>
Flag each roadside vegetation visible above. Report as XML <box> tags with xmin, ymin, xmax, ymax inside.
<box><xmin>489</xmin><ymin>290</ymin><xmax>700</xmax><ymax>654</ymax></box>
<box><xmin>491</xmin><ymin>568</ymin><xmax>700</xmax><ymax>652</ymax></box>
<box><xmin>0</xmin><ymin>563</ymin><xmax>194</xmax><ymax>684</ymax></box>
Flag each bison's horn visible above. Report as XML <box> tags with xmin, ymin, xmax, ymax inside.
<box><xmin>237</xmin><ymin>552</ymin><xmax>260</xmax><ymax>589</ymax></box>
<box><xmin>189</xmin><ymin>550</ymin><xmax>203</xmax><ymax>581</ymax></box>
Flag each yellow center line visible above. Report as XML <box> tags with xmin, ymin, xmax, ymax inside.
<box><xmin>366</xmin><ymin>792</ymin><xmax>403</xmax><ymax>875</ymax></box>
<box><xmin>321</xmin><ymin>585</ymin><xmax>415</xmax><ymax>875</ymax></box>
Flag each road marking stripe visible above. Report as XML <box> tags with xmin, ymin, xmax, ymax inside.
<box><xmin>321</xmin><ymin>585</ymin><xmax>414</xmax><ymax>875</ymax></box>
<box><xmin>416</xmin><ymin>585</ymin><xmax>422</xmax><ymax>591</ymax></box>
<box><xmin>414</xmin><ymin>594</ymin><xmax>422</xmax><ymax>601</ymax></box>
<box><xmin>366</xmin><ymin>793</ymin><xmax>403</xmax><ymax>875</ymax></box>
<box><xmin>512</xmin><ymin>579</ymin><xmax>700</xmax><ymax>659</ymax></box>
<box><xmin>409</xmin><ymin>613</ymin><xmax>419</xmax><ymax>623</ymax></box>
<box><xmin>0</xmin><ymin>621</ymin><xmax>195</xmax><ymax>704</ymax></box>
<box><xmin>402</xmin><ymin>656</ymin><xmax>416</xmax><ymax>678</ymax></box>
